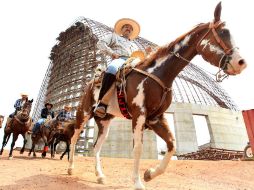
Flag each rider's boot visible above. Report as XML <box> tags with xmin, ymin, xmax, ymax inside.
<box><xmin>94</xmin><ymin>73</ymin><xmax>116</xmax><ymax>118</ymax></box>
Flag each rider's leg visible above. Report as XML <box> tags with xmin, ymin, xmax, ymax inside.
<box><xmin>94</xmin><ymin>58</ymin><xmax>125</xmax><ymax>118</ymax></box>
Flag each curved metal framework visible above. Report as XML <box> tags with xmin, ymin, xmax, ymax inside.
<box><xmin>32</xmin><ymin>17</ymin><xmax>238</xmax><ymax>120</ymax></box>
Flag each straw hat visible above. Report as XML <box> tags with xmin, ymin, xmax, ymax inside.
<box><xmin>114</xmin><ymin>18</ymin><xmax>140</xmax><ymax>40</ymax></box>
<box><xmin>20</xmin><ymin>93</ymin><xmax>28</xmax><ymax>97</ymax></box>
<box><xmin>64</xmin><ymin>105</ymin><xmax>72</xmax><ymax>109</ymax></box>
<box><xmin>130</xmin><ymin>51</ymin><xmax>145</xmax><ymax>61</ymax></box>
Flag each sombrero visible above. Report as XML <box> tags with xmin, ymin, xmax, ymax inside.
<box><xmin>20</xmin><ymin>93</ymin><xmax>28</xmax><ymax>96</ymax></box>
<box><xmin>114</xmin><ymin>18</ymin><xmax>140</xmax><ymax>40</ymax></box>
<box><xmin>64</xmin><ymin>105</ymin><xmax>72</xmax><ymax>109</ymax></box>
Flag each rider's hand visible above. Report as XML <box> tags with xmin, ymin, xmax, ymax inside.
<box><xmin>145</xmin><ymin>46</ymin><xmax>153</xmax><ymax>55</ymax></box>
<box><xmin>111</xmin><ymin>53</ymin><xmax>120</xmax><ymax>59</ymax></box>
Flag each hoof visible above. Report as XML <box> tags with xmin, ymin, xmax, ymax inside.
<box><xmin>135</xmin><ymin>188</ymin><xmax>145</xmax><ymax>190</ymax></box>
<box><xmin>41</xmin><ymin>152</ymin><xmax>46</xmax><ymax>158</ymax></box>
<box><xmin>33</xmin><ymin>154</ymin><xmax>37</xmax><ymax>158</ymax></box>
<box><xmin>68</xmin><ymin>168</ymin><xmax>73</xmax><ymax>175</ymax></box>
<box><xmin>97</xmin><ymin>177</ymin><xmax>106</xmax><ymax>184</ymax></box>
<box><xmin>144</xmin><ymin>169</ymin><xmax>152</xmax><ymax>182</ymax></box>
<box><xmin>28</xmin><ymin>153</ymin><xmax>31</xmax><ymax>156</ymax></box>
<box><xmin>8</xmin><ymin>156</ymin><xmax>13</xmax><ymax>160</ymax></box>
<box><xmin>134</xmin><ymin>183</ymin><xmax>146</xmax><ymax>190</ymax></box>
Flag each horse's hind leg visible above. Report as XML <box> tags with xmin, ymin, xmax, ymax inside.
<box><xmin>28</xmin><ymin>143</ymin><xmax>35</xmax><ymax>157</ymax></box>
<box><xmin>9</xmin><ymin>133</ymin><xmax>19</xmax><ymax>159</ymax></box>
<box><xmin>20</xmin><ymin>133</ymin><xmax>27</xmax><ymax>154</ymax></box>
<box><xmin>60</xmin><ymin>140</ymin><xmax>70</xmax><ymax>160</ymax></box>
<box><xmin>93</xmin><ymin>115</ymin><xmax>114</xmax><ymax>184</ymax></box>
<box><xmin>144</xmin><ymin>114</ymin><xmax>175</xmax><ymax>182</ymax></box>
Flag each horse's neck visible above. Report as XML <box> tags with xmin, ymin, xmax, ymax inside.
<box><xmin>149</xmin><ymin>33</ymin><xmax>201</xmax><ymax>87</ymax></box>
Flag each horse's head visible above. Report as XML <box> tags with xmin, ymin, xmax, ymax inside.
<box><xmin>196</xmin><ymin>2</ymin><xmax>247</xmax><ymax>79</ymax></box>
<box><xmin>0</xmin><ymin>115</ymin><xmax>4</xmax><ymax>128</ymax></box>
<box><xmin>19</xmin><ymin>99</ymin><xmax>33</xmax><ymax>119</ymax></box>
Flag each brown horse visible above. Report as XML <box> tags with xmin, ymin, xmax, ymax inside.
<box><xmin>0</xmin><ymin>100</ymin><xmax>33</xmax><ymax>159</ymax></box>
<box><xmin>0</xmin><ymin>115</ymin><xmax>4</xmax><ymax>129</ymax></box>
<box><xmin>50</xmin><ymin>120</ymin><xmax>75</xmax><ymax>160</ymax></box>
<box><xmin>68</xmin><ymin>2</ymin><xmax>247</xmax><ymax>189</ymax></box>
<box><xmin>28</xmin><ymin>117</ymin><xmax>59</xmax><ymax>158</ymax></box>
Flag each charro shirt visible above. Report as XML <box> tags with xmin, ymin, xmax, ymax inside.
<box><xmin>97</xmin><ymin>33</ymin><xmax>139</xmax><ymax>57</ymax></box>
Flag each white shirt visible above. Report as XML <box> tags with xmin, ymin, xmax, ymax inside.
<box><xmin>97</xmin><ymin>33</ymin><xmax>139</xmax><ymax>57</ymax></box>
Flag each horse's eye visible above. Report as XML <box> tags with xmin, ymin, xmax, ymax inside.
<box><xmin>219</xmin><ymin>29</ymin><xmax>230</xmax><ymax>37</ymax></box>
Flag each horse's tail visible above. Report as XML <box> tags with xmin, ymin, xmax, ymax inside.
<box><xmin>76</xmin><ymin>81</ymin><xmax>94</xmax><ymax>129</ymax></box>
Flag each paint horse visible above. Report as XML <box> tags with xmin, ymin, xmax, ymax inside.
<box><xmin>69</xmin><ymin>2</ymin><xmax>247</xmax><ymax>190</ymax></box>
<box><xmin>0</xmin><ymin>100</ymin><xmax>33</xmax><ymax>159</ymax></box>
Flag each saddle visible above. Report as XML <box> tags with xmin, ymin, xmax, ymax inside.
<box><xmin>93</xmin><ymin>53</ymin><xmax>145</xmax><ymax>119</ymax></box>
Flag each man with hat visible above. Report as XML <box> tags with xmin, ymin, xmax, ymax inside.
<box><xmin>5</xmin><ymin>93</ymin><xmax>29</xmax><ymax>127</ymax></box>
<box><xmin>31</xmin><ymin>102</ymin><xmax>55</xmax><ymax>135</ymax></box>
<box><xmin>56</xmin><ymin>105</ymin><xmax>73</xmax><ymax>122</ymax></box>
<box><xmin>95</xmin><ymin>18</ymin><xmax>150</xmax><ymax>118</ymax></box>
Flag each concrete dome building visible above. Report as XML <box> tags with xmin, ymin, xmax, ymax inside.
<box><xmin>32</xmin><ymin>17</ymin><xmax>248</xmax><ymax>159</ymax></box>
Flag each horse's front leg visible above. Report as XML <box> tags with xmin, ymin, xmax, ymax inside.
<box><xmin>9</xmin><ymin>133</ymin><xmax>19</xmax><ymax>159</ymax></box>
<box><xmin>41</xmin><ymin>135</ymin><xmax>48</xmax><ymax>158</ymax></box>
<box><xmin>20</xmin><ymin>133</ymin><xmax>27</xmax><ymax>154</ymax></box>
<box><xmin>132</xmin><ymin>114</ymin><xmax>146</xmax><ymax>190</ymax></box>
<box><xmin>144</xmin><ymin>115</ymin><xmax>175</xmax><ymax>182</ymax></box>
<box><xmin>93</xmin><ymin>116</ymin><xmax>113</xmax><ymax>184</ymax></box>
<box><xmin>0</xmin><ymin>132</ymin><xmax>10</xmax><ymax>156</ymax></box>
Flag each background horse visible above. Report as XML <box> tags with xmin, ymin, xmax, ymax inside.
<box><xmin>28</xmin><ymin>117</ymin><xmax>57</xmax><ymax>158</ymax></box>
<box><xmin>69</xmin><ymin>2</ymin><xmax>247</xmax><ymax>190</ymax></box>
<box><xmin>50</xmin><ymin>120</ymin><xmax>75</xmax><ymax>160</ymax></box>
<box><xmin>0</xmin><ymin>115</ymin><xmax>4</xmax><ymax>128</ymax></box>
<box><xmin>0</xmin><ymin>100</ymin><xmax>33</xmax><ymax>159</ymax></box>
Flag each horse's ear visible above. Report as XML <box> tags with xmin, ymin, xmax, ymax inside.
<box><xmin>29</xmin><ymin>99</ymin><xmax>34</xmax><ymax>103</ymax></box>
<box><xmin>214</xmin><ymin>1</ymin><xmax>222</xmax><ymax>23</ymax></box>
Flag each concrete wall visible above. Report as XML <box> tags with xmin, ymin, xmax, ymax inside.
<box><xmin>168</xmin><ymin>103</ymin><xmax>248</xmax><ymax>154</ymax></box>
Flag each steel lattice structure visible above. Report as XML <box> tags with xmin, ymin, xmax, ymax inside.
<box><xmin>32</xmin><ymin>17</ymin><xmax>238</xmax><ymax>121</ymax></box>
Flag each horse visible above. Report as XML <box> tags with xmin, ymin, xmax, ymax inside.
<box><xmin>0</xmin><ymin>100</ymin><xmax>33</xmax><ymax>159</ymax></box>
<box><xmin>28</xmin><ymin>116</ymin><xmax>59</xmax><ymax>158</ymax></box>
<box><xmin>50</xmin><ymin>120</ymin><xmax>75</xmax><ymax>160</ymax></box>
<box><xmin>0</xmin><ymin>115</ymin><xmax>4</xmax><ymax>129</ymax></box>
<box><xmin>68</xmin><ymin>2</ymin><xmax>247</xmax><ymax>189</ymax></box>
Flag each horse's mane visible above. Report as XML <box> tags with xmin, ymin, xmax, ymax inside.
<box><xmin>137</xmin><ymin>23</ymin><xmax>208</xmax><ymax>67</ymax></box>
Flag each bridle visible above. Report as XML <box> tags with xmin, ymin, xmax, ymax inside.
<box><xmin>196</xmin><ymin>21</ymin><xmax>238</xmax><ymax>82</ymax></box>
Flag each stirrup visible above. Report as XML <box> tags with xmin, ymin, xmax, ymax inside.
<box><xmin>94</xmin><ymin>105</ymin><xmax>107</xmax><ymax>118</ymax></box>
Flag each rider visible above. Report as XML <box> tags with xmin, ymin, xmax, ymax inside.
<box><xmin>6</xmin><ymin>93</ymin><xmax>29</xmax><ymax>126</ymax></box>
<box><xmin>94</xmin><ymin>18</ymin><xmax>147</xmax><ymax>118</ymax></box>
<box><xmin>31</xmin><ymin>102</ymin><xmax>54</xmax><ymax>135</ymax></box>
<box><xmin>56</xmin><ymin>105</ymin><xmax>74</xmax><ymax>127</ymax></box>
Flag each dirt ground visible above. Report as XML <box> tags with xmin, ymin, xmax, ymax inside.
<box><xmin>0</xmin><ymin>150</ymin><xmax>254</xmax><ymax>190</ymax></box>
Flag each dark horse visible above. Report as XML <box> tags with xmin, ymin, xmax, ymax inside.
<box><xmin>0</xmin><ymin>115</ymin><xmax>4</xmax><ymax>129</ymax></box>
<box><xmin>68</xmin><ymin>2</ymin><xmax>247</xmax><ymax>189</ymax></box>
<box><xmin>0</xmin><ymin>100</ymin><xmax>33</xmax><ymax>159</ymax></box>
<box><xmin>28</xmin><ymin>117</ymin><xmax>59</xmax><ymax>158</ymax></box>
<box><xmin>50</xmin><ymin>120</ymin><xmax>75</xmax><ymax>160</ymax></box>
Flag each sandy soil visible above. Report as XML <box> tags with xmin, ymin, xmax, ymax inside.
<box><xmin>0</xmin><ymin>150</ymin><xmax>254</xmax><ymax>190</ymax></box>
